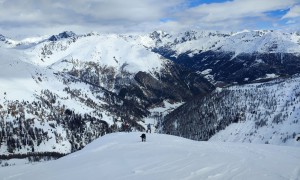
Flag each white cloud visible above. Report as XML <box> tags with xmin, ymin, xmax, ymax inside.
<box><xmin>0</xmin><ymin>0</ymin><xmax>299</xmax><ymax>38</ymax></box>
<box><xmin>176</xmin><ymin>0</ymin><xmax>297</xmax><ymax>24</ymax></box>
<box><xmin>0</xmin><ymin>0</ymin><xmax>185</xmax><ymax>34</ymax></box>
<box><xmin>282</xmin><ymin>5</ymin><xmax>300</xmax><ymax>19</ymax></box>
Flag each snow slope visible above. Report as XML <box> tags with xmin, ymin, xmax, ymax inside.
<box><xmin>24</xmin><ymin>33</ymin><xmax>165</xmax><ymax>74</ymax></box>
<box><xmin>0</xmin><ymin>132</ymin><xmax>299</xmax><ymax>180</ymax></box>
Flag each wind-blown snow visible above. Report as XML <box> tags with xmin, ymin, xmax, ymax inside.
<box><xmin>0</xmin><ymin>133</ymin><xmax>299</xmax><ymax>180</ymax></box>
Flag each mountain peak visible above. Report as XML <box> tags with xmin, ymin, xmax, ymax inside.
<box><xmin>149</xmin><ymin>30</ymin><xmax>170</xmax><ymax>40</ymax></box>
<box><xmin>0</xmin><ymin>34</ymin><xmax>5</xmax><ymax>41</ymax></box>
<box><xmin>48</xmin><ymin>31</ymin><xmax>77</xmax><ymax>41</ymax></box>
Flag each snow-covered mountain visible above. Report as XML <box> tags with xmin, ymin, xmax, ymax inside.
<box><xmin>146</xmin><ymin>30</ymin><xmax>300</xmax><ymax>85</ymax></box>
<box><xmin>1</xmin><ymin>29</ymin><xmax>300</xmax><ymax>162</ymax></box>
<box><xmin>0</xmin><ymin>31</ymin><xmax>213</xmax><ymax>158</ymax></box>
<box><xmin>147</xmin><ymin>30</ymin><xmax>300</xmax><ymax>55</ymax></box>
<box><xmin>1</xmin><ymin>132</ymin><xmax>300</xmax><ymax>180</ymax></box>
<box><xmin>163</xmin><ymin>75</ymin><xmax>300</xmax><ymax>147</ymax></box>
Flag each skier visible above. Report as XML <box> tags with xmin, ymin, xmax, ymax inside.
<box><xmin>146</xmin><ymin>123</ymin><xmax>151</xmax><ymax>133</ymax></box>
<box><xmin>140</xmin><ymin>133</ymin><xmax>146</xmax><ymax>142</ymax></box>
<box><xmin>297</xmin><ymin>136</ymin><xmax>300</xmax><ymax>141</ymax></box>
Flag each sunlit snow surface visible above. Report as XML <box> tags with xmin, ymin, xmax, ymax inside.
<box><xmin>1</xmin><ymin>132</ymin><xmax>299</xmax><ymax>180</ymax></box>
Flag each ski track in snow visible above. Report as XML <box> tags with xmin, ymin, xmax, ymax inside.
<box><xmin>0</xmin><ymin>132</ymin><xmax>299</xmax><ymax>180</ymax></box>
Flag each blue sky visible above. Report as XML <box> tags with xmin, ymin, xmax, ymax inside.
<box><xmin>187</xmin><ymin>0</ymin><xmax>227</xmax><ymax>7</ymax></box>
<box><xmin>0</xmin><ymin>0</ymin><xmax>299</xmax><ymax>38</ymax></box>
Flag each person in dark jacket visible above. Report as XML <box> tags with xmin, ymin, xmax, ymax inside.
<box><xmin>140</xmin><ymin>133</ymin><xmax>146</xmax><ymax>142</ymax></box>
<box><xmin>146</xmin><ymin>123</ymin><xmax>151</xmax><ymax>133</ymax></box>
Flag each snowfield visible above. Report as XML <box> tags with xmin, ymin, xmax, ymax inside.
<box><xmin>1</xmin><ymin>132</ymin><xmax>299</xmax><ymax>180</ymax></box>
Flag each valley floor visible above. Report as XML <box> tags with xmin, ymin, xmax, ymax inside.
<box><xmin>0</xmin><ymin>132</ymin><xmax>299</xmax><ymax>180</ymax></box>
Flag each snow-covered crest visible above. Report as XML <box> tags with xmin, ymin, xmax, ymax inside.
<box><xmin>0</xmin><ymin>132</ymin><xmax>299</xmax><ymax>180</ymax></box>
<box><xmin>20</xmin><ymin>32</ymin><xmax>166</xmax><ymax>74</ymax></box>
<box><xmin>142</xmin><ymin>30</ymin><xmax>300</xmax><ymax>56</ymax></box>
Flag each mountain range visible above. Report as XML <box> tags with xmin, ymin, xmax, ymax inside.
<box><xmin>149</xmin><ymin>30</ymin><xmax>300</xmax><ymax>84</ymax></box>
<box><xmin>0</xmin><ymin>30</ymin><xmax>300</xmax><ymax>162</ymax></box>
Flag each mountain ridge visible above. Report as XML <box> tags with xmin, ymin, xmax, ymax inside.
<box><xmin>147</xmin><ymin>30</ymin><xmax>300</xmax><ymax>84</ymax></box>
<box><xmin>1</xmin><ymin>132</ymin><xmax>299</xmax><ymax>180</ymax></box>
